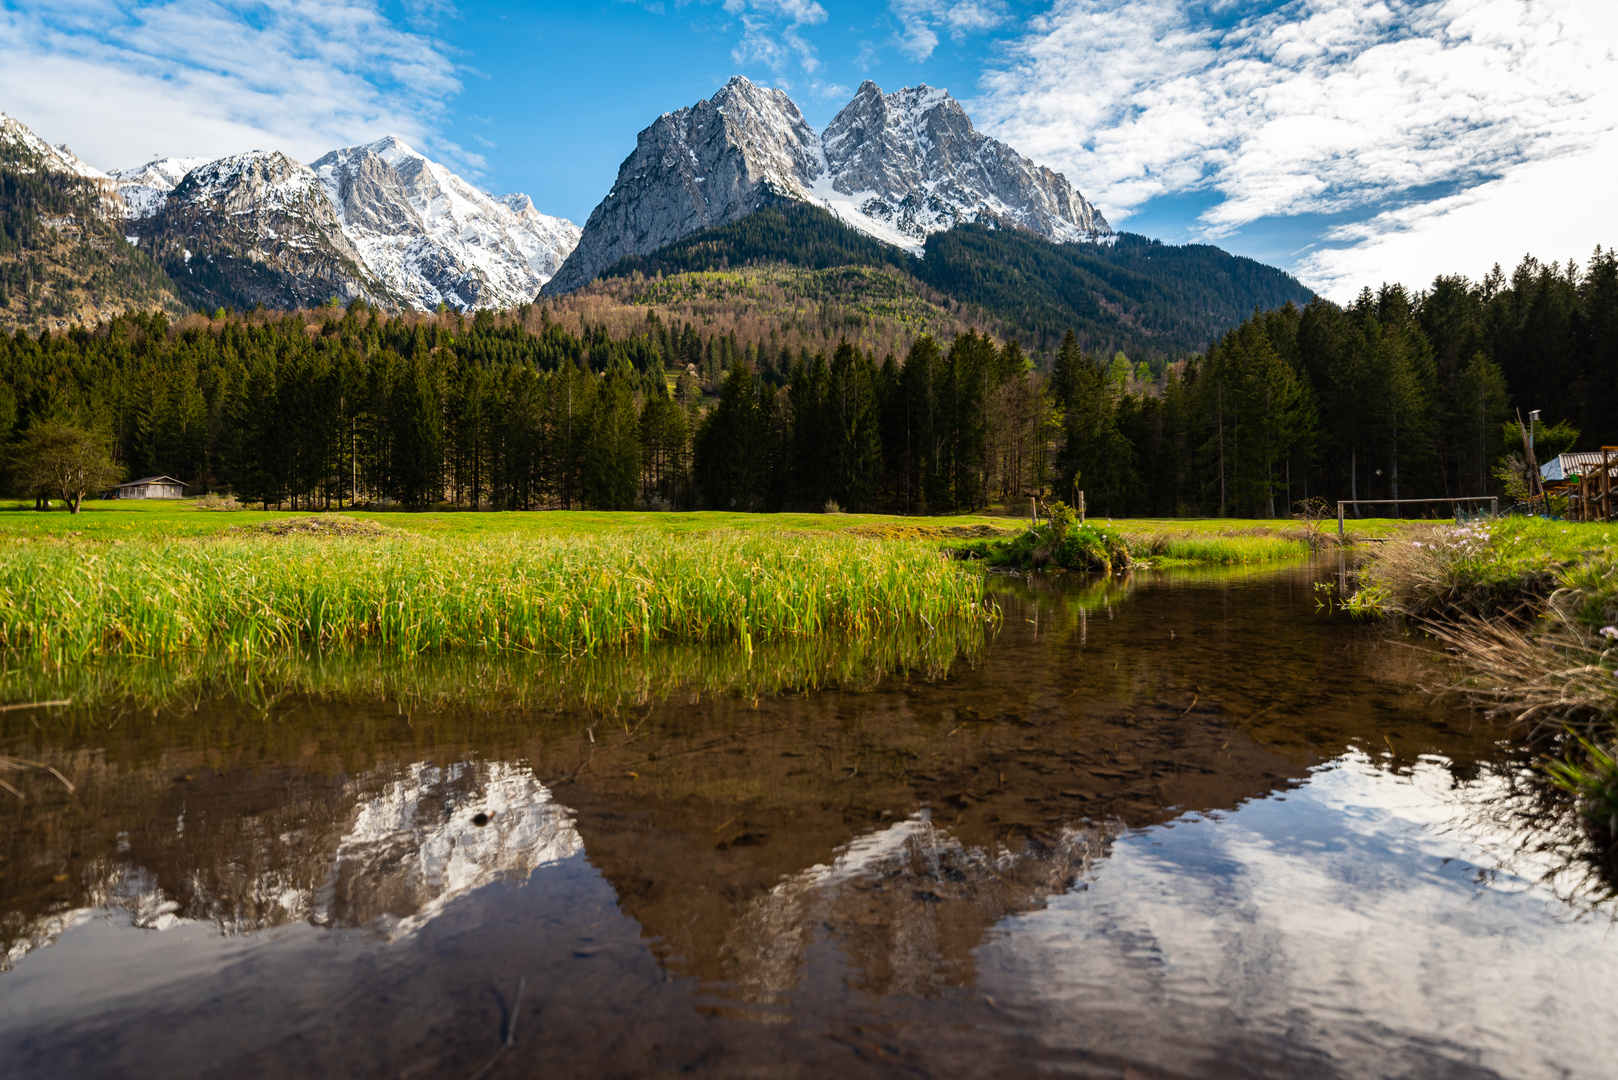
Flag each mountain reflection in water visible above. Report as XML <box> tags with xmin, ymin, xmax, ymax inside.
<box><xmin>1</xmin><ymin>563</ymin><xmax>1615</xmax><ymax>1080</ymax></box>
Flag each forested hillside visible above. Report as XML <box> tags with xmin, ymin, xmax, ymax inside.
<box><xmin>591</xmin><ymin>203</ymin><xmax>1313</xmax><ymax>362</ymax></box>
<box><xmin>913</xmin><ymin>227</ymin><xmax>1314</xmax><ymax>356</ymax></box>
<box><xmin>598</xmin><ymin>201</ymin><xmax>907</xmax><ymax>279</ymax></box>
<box><xmin>0</xmin><ymin>244</ymin><xmax>1610</xmax><ymax>516</ymax></box>
<box><xmin>0</xmin><ymin>139</ymin><xmax>185</xmax><ymax>334</ymax></box>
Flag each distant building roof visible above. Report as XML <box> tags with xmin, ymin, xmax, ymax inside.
<box><xmin>115</xmin><ymin>475</ymin><xmax>187</xmax><ymax>489</ymax></box>
<box><xmin>1541</xmin><ymin>453</ymin><xmax>1616</xmax><ymax>483</ymax></box>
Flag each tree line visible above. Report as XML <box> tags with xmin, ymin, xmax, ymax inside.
<box><xmin>1</xmin><ymin>247</ymin><xmax>1612</xmax><ymax>516</ymax></box>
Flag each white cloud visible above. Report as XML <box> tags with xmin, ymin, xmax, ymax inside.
<box><xmin>891</xmin><ymin>0</ymin><xmax>1009</xmax><ymax>61</ymax></box>
<box><xmin>1297</xmin><ymin>135</ymin><xmax>1618</xmax><ymax>300</ymax></box>
<box><xmin>0</xmin><ymin>0</ymin><xmax>468</xmax><ymax>174</ymax></box>
<box><xmin>726</xmin><ymin>0</ymin><xmax>828</xmax><ymax>73</ymax></box>
<box><xmin>974</xmin><ymin>0</ymin><xmax>1618</xmax><ymax>283</ymax></box>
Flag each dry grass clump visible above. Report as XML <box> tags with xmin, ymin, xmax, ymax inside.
<box><xmin>1422</xmin><ymin>598</ymin><xmax>1616</xmax><ymax>736</ymax></box>
<box><xmin>235</xmin><ymin>516</ymin><xmax>389</xmax><ymax>538</ymax></box>
<box><xmin>846</xmin><ymin>522</ymin><xmax>1014</xmax><ymax>542</ymax></box>
<box><xmin>1349</xmin><ymin>521</ymin><xmax>1560</xmax><ymax>618</ymax></box>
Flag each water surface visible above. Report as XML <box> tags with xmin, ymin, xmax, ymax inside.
<box><xmin>2</xmin><ymin>563</ymin><xmax>1613</xmax><ymax>1079</ymax></box>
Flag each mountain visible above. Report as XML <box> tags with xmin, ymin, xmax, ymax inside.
<box><xmin>544</xmin><ymin>76</ymin><xmax>1110</xmax><ymax>295</ymax></box>
<box><xmin>129</xmin><ymin>150</ymin><xmax>393</xmax><ymax>311</ymax></box>
<box><xmin>543</xmin><ymin>77</ymin><xmax>820</xmax><ymax>295</ymax></box>
<box><xmin>912</xmin><ymin>226</ymin><xmax>1317</xmax><ymax>355</ymax></box>
<box><xmin>817</xmin><ymin>81</ymin><xmax>1110</xmax><ymax>249</ymax></box>
<box><xmin>0</xmin><ymin>112</ymin><xmax>184</xmax><ymax>332</ymax></box>
<box><xmin>103</xmin><ymin>137</ymin><xmax>580</xmax><ymax>313</ymax></box>
<box><xmin>310</xmin><ymin>136</ymin><xmax>580</xmax><ymax>311</ymax></box>
<box><xmin>109</xmin><ymin>157</ymin><xmax>208</xmax><ymax>219</ymax></box>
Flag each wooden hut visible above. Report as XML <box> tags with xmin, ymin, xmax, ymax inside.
<box><xmin>111</xmin><ymin>476</ymin><xmax>188</xmax><ymax>500</ymax></box>
<box><xmin>1540</xmin><ymin>450</ymin><xmax>1617</xmax><ymax>521</ymax></box>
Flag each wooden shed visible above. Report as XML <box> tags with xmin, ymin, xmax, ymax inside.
<box><xmin>1540</xmin><ymin>450</ymin><xmax>1617</xmax><ymax>522</ymax></box>
<box><xmin>112</xmin><ymin>476</ymin><xmax>188</xmax><ymax>500</ymax></box>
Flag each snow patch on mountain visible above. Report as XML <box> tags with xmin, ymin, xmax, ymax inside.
<box><xmin>109</xmin><ymin>157</ymin><xmax>208</xmax><ymax>219</ymax></box>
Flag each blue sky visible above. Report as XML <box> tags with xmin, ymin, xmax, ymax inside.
<box><xmin>3</xmin><ymin>0</ymin><xmax>1615</xmax><ymax>300</ymax></box>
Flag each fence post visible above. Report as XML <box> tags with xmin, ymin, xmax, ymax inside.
<box><xmin>1338</xmin><ymin>501</ymin><xmax>1345</xmax><ymax>540</ymax></box>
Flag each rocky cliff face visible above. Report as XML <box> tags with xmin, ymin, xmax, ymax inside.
<box><xmin>129</xmin><ymin>150</ymin><xmax>393</xmax><ymax>310</ymax></box>
<box><xmin>544</xmin><ymin>76</ymin><xmax>1111</xmax><ymax>294</ymax></box>
<box><xmin>544</xmin><ymin>77</ymin><xmax>819</xmax><ymax>294</ymax></box>
<box><xmin>311</xmin><ymin>136</ymin><xmax>580</xmax><ymax>310</ymax></box>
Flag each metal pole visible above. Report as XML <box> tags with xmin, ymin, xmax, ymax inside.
<box><xmin>1604</xmin><ymin>447</ymin><xmax>1615</xmax><ymax>523</ymax></box>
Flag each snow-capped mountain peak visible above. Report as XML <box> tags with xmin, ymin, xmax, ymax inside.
<box><xmin>545</xmin><ymin>75</ymin><xmax>825</xmax><ymax>293</ymax></box>
<box><xmin>544</xmin><ymin>76</ymin><xmax>1110</xmax><ymax>293</ymax></box>
<box><xmin>310</xmin><ymin>135</ymin><xmax>580</xmax><ymax>310</ymax></box>
<box><xmin>819</xmin><ymin>80</ymin><xmax>1110</xmax><ymax>247</ymax></box>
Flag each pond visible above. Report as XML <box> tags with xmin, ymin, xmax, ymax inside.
<box><xmin>1</xmin><ymin>562</ymin><xmax>1614</xmax><ymax>1079</ymax></box>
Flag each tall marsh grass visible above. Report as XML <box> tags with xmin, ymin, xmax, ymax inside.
<box><xmin>0</xmin><ymin>530</ymin><xmax>994</xmax><ymax>662</ymax></box>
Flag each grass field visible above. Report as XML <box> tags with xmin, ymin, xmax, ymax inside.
<box><xmin>0</xmin><ymin>499</ymin><xmax>1410</xmax><ymax>545</ymax></box>
<box><xmin>0</xmin><ymin>527</ymin><xmax>998</xmax><ymax>662</ymax></box>
<box><xmin>0</xmin><ymin>501</ymin><xmax>1403</xmax><ymax>663</ymax></box>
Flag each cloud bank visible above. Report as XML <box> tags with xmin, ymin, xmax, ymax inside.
<box><xmin>975</xmin><ymin>0</ymin><xmax>1618</xmax><ymax>298</ymax></box>
<box><xmin>0</xmin><ymin>0</ymin><xmax>468</xmax><ymax>174</ymax></box>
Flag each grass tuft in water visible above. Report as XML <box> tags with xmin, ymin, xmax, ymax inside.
<box><xmin>956</xmin><ymin>504</ymin><xmax>1312</xmax><ymax>572</ymax></box>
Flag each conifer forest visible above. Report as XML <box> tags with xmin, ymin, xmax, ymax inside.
<box><xmin>2</xmin><ymin>247</ymin><xmax>1613</xmax><ymax>516</ymax></box>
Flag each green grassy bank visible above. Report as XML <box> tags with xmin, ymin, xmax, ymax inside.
<box><xmin>1351</xmin><ymin>516</ymin><xmax>1618</xmax><ymax>861</ymax></box>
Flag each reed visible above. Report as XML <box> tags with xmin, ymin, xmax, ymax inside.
<box><xmin>0</xmin><ymin>529</ymin><xmax>994</xmax><ymax>663</ymax></box>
